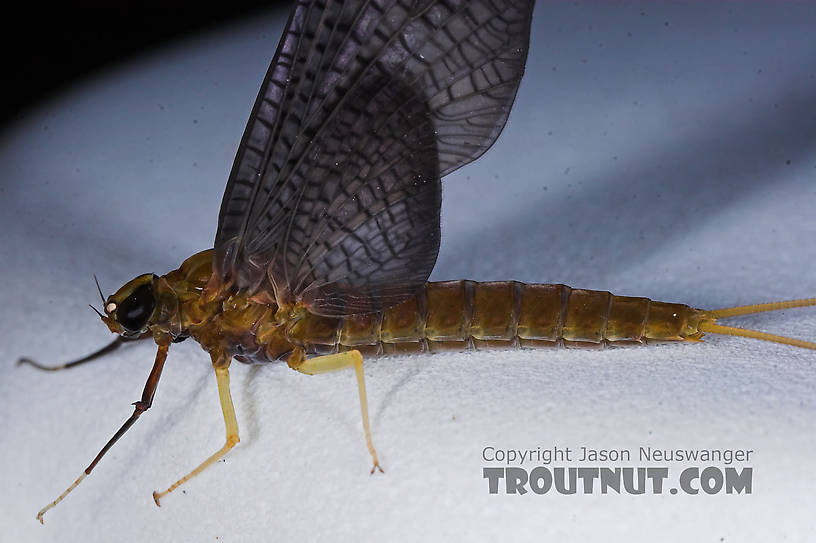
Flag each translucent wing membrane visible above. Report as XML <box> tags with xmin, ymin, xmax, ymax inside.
<box><xmin>215</xmin><ymin>0</ymin><xmax>535</xmax><ymax>316</ymax></box>
<box><xmin>277</xmin><ymin>75</ymin><xmax>442</xmax><ymax>315</ymax></box>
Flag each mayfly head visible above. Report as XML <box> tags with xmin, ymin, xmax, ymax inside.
<box><xmin>100</xmin><ymin>273</ymin><xmax>159</xmax><ymax>337</ymax></box>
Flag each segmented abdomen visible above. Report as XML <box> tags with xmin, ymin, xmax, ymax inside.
<box><xmin>286</xmin><ymin>281</ymin><xmax>705</xmax><ymax>356</ymax></box>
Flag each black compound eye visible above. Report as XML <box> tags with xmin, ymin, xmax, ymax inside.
<box><xmin>116</xmin><ymin>283</ymin><xmax>156</xmax><ymax>333</ymax></box>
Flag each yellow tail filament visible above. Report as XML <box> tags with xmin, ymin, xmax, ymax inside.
<box><xmin>699</xmin><ymin>297</ymin><xmax>816</xmax><ymax>350</ymax></box>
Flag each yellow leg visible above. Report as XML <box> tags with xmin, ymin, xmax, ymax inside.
<box><xmin>287</xmin><ymin>349</ymin><xmax>383</xmax><ymax>473</ymax></box>
<box><xmin>152</xmin><ymin>363</ymin><xmax>239</xmax><ymax>505</ymax></box>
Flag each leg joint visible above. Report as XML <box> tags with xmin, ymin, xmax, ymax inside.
<box><xmin>132</xmin><ymin>400</ymin><xmax>151</xmax><ymax>412</ymax></box>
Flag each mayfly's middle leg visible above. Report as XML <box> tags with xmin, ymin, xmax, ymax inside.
<box><xmin>286</xmin><ymin>348</ymin><xmax>383</xmax><ymax>474</ymax></box>
<box><xmin>152</xmin><ymin>352</ymin><xmax>239</xmax><ymax>506</ymax></box>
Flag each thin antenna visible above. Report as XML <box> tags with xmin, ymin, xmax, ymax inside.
<box><xmin>93</xmin><ymin>274</ymin><xmax>106</xmax><ymax>305</ymax></box>
<box><xmin>89</xmin><ymin>304</ymin><xmax>105</xmax><ymax>318</ymax></box>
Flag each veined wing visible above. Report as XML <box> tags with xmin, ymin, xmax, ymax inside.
<box><xmin>215</xmin><ymin>0</ymin><xmax>535</xmax><ymax>316</ymax></box>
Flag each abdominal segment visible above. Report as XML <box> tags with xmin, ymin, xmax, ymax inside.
<box><xmin>283</xmin><ymin>281</ymin><xmax>705</xmax><ymax>357</ymax></box>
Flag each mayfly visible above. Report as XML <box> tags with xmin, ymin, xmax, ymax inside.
<box><xmin>24</xmin><ymin>0</ymin><xmax>816</xmax><ymax>524</ymax></box>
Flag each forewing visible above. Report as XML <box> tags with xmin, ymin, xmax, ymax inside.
<box><xmin>215</xmin><ymin>0</ymin><xmax>535</xmax><ymax>316</ymax></box>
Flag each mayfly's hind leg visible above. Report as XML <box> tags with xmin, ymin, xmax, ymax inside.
<box><xmin>286</xmin><ymin>348</ymin><xmax>383</xmax><ymax>474</ymax></box>
<box><xmin>152</xmin><ymin>353</ymin><xmax>239</xmax><ymax>505</ymax></box>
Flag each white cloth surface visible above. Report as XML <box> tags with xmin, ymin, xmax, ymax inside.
<box><xmin>2</xmin><ymin>2</ymin><xmax>816</xmax><ymax>541</ymax></box>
